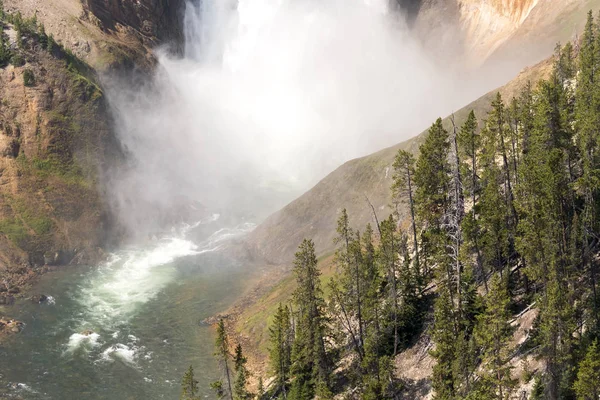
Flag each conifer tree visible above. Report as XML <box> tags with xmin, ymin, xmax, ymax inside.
<box><xmin>457</xmin><ymin>111</ymin><xmax>486</xmax><ymax>286</ymax></box>
<box><xmin>269</xmin><ymin>303</ymin><xmax>292</xmax><ymax>397</ymax></box>
<box><xmin>487</xmin><ymin>93</ymin><xmax>518</xmax><ymax>244</ymax></box>
<box><xmin>181</xmin><ymin>365</ymin><xmax>200</xmax><ymax>400</ymax></box>
<box><xmin>233</xmin><ymin>344</ymin><xmax>251</xmax><ymax>400</ymax></box>
<box><xmin>214</xmin><ymin>319</ymin><xmax>234</xmax><ymax>400</ymax></box>
<box><xmin>290</xmin><ymin>239</ymin><xmax>331</xmax><ymax>399</ymax></box>
<box><xmin>473</xmin><ymin>275</ymin><xmax>515</xmax><ymax>400</ymax></box>
<box><xmin>576</xmin><ymin>11</ymin><xmax>600</xmax><ymax>332</ymax></box>
<box><xmin>0</xmin><ymin>31</ymin><xmax>10</xmax><ymax>67</ymax></box>
<box><xmin>430</xmin><ymin>288</ymin><xmax>457</xmax><ymax>400</ymax></box>
<box><xmin>414</xmin><ymin>118</ymin><xmax>451</xmax><ymax>256</ymax></box>
<box><xmin>378</xmin><ymin>214</ymin><xmax>402</xmax><ymax>356</ymax></box>
<box><xmin>414</xmin><ymin>118</ymin><xmax>453</xmax><ymax>305</ymax></box>
<box><xmin>393</xmin><ymin>149</ymin><xmax>421</xmax><ymax>283</ymax></box>
<box><xmin>331</xmin><ymin>209</ymin><xmax>365</xmax><ymax>358</ymax></box>
<box><xmin>573</xmin><ymin>340</ymin><xmax>600</xmax><ymax>400</ymax></box>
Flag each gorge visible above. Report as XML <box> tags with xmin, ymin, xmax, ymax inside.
<box><xmin>0</xmin><ymin>0</ymin><xmax>598</xmax><ymax>399</ymax></box>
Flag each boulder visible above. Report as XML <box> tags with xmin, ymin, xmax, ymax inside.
<box><xmin>30</xmin><ymin>294</ymin><xmax>48</xmax><ymax>304</ymax></box>
<box><xmin>0</xmin><ymin>318</ymin><xmax>24</xmax><ymax>335</ymax></box>
<box><xmin>0</xmin><ymin>295</ymin><xmax>15</xmax><ymax>305</ymax></box>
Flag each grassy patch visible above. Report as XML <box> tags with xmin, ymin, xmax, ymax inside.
<box><xmin>12</xmin><ymin>198</ymin><xmax>53</xmax><ymax>235</ymax></box>
<box><xmin>238</xmin><ymin>254</ymin><xmax>337</xmax><ymax>357</ymax></box>
<box><xmin>0</xmin><ymin>193</ymin><xmax>54</xmax><ymax>251</ymax></box>
<box><xmin>0</xmin><ymin>217</ymin><xmax>29</xmax><ymax>245</ymax></box>
<box><xmin>17</xmin><ymin>153</ymin><xmax>88</xmax><ymax>187</ymax></box>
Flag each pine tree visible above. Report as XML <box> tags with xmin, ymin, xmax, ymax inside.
<box><xmin>573</xmin><ymin>340</ymin><xmax>600</xmax><ymax>400</ymax></box>
<box><xmin>473</xmin><ymin>275</ymin><xmax>515</xmax><ymax>400</ymax></box>
<box><xmin>233</xmin><ymin>344</ymin><xmax>251</xmax><ymax>400</ymax></box>
<box><xmin>257</xmin><ymin>377</ymin><xmax>265</xmax><ymax>400</ymax></box>
<box><xmin>269</xmin><ymin>303</ymin><xmax>292</xmax><ymax>397</ymax></box>
<box><xmin>215</xmin><ymin>319</ymin><xmax>234</xmax><ymax>400</ymax></box>
<box><xmin>290</xmin><ymin>239</ymin><xmax>331</xmax><ymax>399</ymax></box>
<box><xmin>378</xmin><ymin>214</ymin><xmax>402</xmax><ymax>356</ymax></box>
<box><xmin>457</xmin><ymin>111</ymin><xmax>486</xmax><ymax>287</ymax></box>
<box><xmin>181</xmin><ymin>365</ymin><xmax>199</xmax><ymax>400</ymax></box>
<box><xmin>47</xmin><ymin>33</ymin><xmax>55</xmax><ymax>53</ymax></box>
<box><xmin>515</xmin><ymin>57</ymin><xmax>578</xmax><ymax>398</ymax></box>
<box><xmin>487</xmin><ymin>93</ymin><xmax>518</xmax><ymax>247</ymax></box>
<box><xmin>330</xmin><ymin>209</ymin><xmax>365</xmax><ymax>359</ymax></box>
<box><xmin>414</xmin><ymin>118</ymin><xmax>452</xmax><ymax>299</ymax></box>
<box><xmin>0</xmin><ymin>30</ymin><xmax>10</xmax><ymax>67</ymax></box>
<box><xmin>414</xmin><ymin>118</ymin><xmax>451</xmax><ymax>254</ymax></box>
<box><xmin>393</xmin><ymin>149</ymin><xmax>421</xmax><ymax>284</ymax></box>
<box><xmin>430</xmin><ymin>288</ymin><xmax>457</xmax><ymax>400</ymax></box>
<box><xmin>576</xmin><ymin>10</ymin><xmax>600</xmax><ymax>332</ymax></box>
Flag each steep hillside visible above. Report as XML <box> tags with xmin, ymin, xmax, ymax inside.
<box><xmin>246</xmin><ymin>57</ymin><xmax>553</xmax><ymax>265</ymax></box>
<box><xmin>0</xmin><ymin>14</ymin><xmax>118</xmax><ymax>301</ymax></box>
<box><xmin>411</xmin><ymin>0</ymin><xmax>600</xmax><ymax>69</ymax></box>
<box><xmin>247</xmin><ymin>0</ymin><xmax>599</xmax><ymax>265</ymax></box>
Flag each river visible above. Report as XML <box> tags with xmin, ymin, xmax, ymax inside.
<box><xmin>0</xmin><ymin>220</ymin><xmax>257</xmax><ymax>399</ymax></box>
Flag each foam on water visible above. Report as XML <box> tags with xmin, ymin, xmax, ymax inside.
<box><xmin>101</xmin><ymin>343</ymin><xmax>139</xmax><ymax>365</ymax></box>
<box><xmin>66</xmin><ymin>332</ymin><xmax>101</xmax><ymax>353</ymax></box>
<box><xmin>61</xmin><ymin>219</ymin><xmax>256</xmax><ymax>368</ymax></box>
<box><xmin>74</xmin><ymin>236</ymin><xmax>199</xmax><ymax>329</ymax></box>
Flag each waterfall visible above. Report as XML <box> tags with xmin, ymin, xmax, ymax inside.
<box><xmin>105</xmin><ymin>0</ymin><xmax>462</xmax><ymax>235</ymax></box>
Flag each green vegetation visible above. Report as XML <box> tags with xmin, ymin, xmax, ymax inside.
<box><xmin>0</xmin><ymin>26</ymin><xmax>9</xmax><ymax>67</ymax></box>
<box><xmin>180</xmin><ymin>365</ymin><xmax>199</xmax><ymax>400</ymax></box>
<box><xmin>16</xmin><ymin>153</ymin><xmax>87</xmax><ymax>187</ymax></box>
<box><xmin>0</xmin><ymin>216</ymin><xmax>28</xmax><ymax>246</ymax></box>
<box><xmin>23</xmin><ymin>68</ymin><xmax>35</xmax><ymax>86</ymax></box>
<box><xmin>0</xmin><ymin>194</ymin><xmax>53</xmax><ymax>249</ymax></box>
<box><xmin>180</xmin><ymin>10</ymin><xmax>600</xmax><ymax>400</ymax></box>
<box><xmin>573</xmin><ymin>340</ymin><xmax>600</xmax><ymax>399</ymax></box>
<box><xmin>0</xmin><ymin>4</ymin><xmax>101</xmax><ymax>99</ymax></box>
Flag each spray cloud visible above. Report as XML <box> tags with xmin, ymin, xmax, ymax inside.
<box><xmin>105</xmin><ymin>0</ymin><xmax>496</xmax><ymax>235</ymax></box>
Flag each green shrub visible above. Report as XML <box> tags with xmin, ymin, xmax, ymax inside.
<box><xmin>0</xmin><ymin>33</ymin><xmax>10</xmax><ymax>67</ymax></box>
<box><xmin>23</xmin><ymin>69</ymin><xmax>35</xmax><ymax>86</ymax></box>
<box><xmin>10</xmin><ymin>53</ymin><xmax>24</xmax><ymax>67</ymax></box>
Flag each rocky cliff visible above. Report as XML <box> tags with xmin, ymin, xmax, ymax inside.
<box><xmin>80</xmin><ymin>0</ymin><xmax>184</xmax><ymax>46</ymax></box>
<box><xmin>409</xmin><ymin>0</ymin><xmax>598</xmax><ymax>68</ymax></box>
<box><xmin>3</xmin><ymin>0</ymin><xmax>184</xmax><ymax>71</ymax></box>
<box><xmin>0</xmin><ymin>0</ymin><xmax>185</xmax><ymax>303</ymax></box>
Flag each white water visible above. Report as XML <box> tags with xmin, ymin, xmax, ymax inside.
<box><xmin>63</xmin><ymin>220</ymin><xmax>254</xmax><ymax>363</ymax></box>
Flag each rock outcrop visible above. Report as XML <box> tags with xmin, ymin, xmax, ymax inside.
<box><xmin>0</xmin><ymin>317</ymin><xmax>24</xmax><ymax>335</ymax></box>
<box><xmin>406</xmin><ymin>0</ymin><xmax>598</xmax><ymax>68</ymax></box>
<box><xmin>81</xmin><ymin>0</ymin><xmax>184</xmax><ymax>45</ymax></box>
<box><xmin>0</xmin><ymin>0</ymin><xmax>188</xmax><ymax>298</ymax></box>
